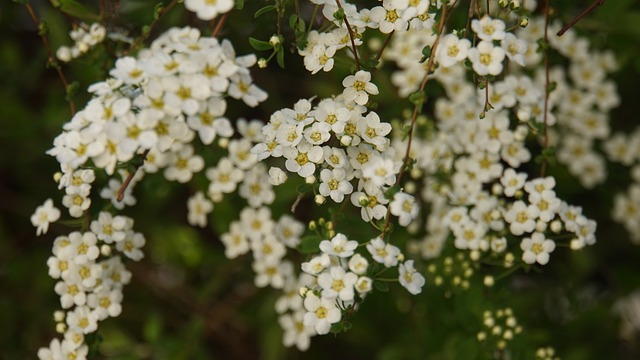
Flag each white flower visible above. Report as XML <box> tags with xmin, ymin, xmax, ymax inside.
<box><xmin>253</xmin><ymin>258</ymin><xmax>292</xmax><ymax>289</ymax></box>
<box><xmin>342</xmin><ymin>70</ymin><xmax>379</xmax><ymax>105</ymax></box>
<box><xmin>319</xmin><ymin>233</ymin><xmax>358</xmax><ymax>258</ymax></box>
<box><xmin>520</xmin><ymin>232</ymin><xmax>556</xmax><ymax>265</ymax></box>
<box><xmin>184</xmin><ymin>0</ymin><xmax>234</xmax><ymax>21</ymax></box>
<box><xmin>278</xmin><ymin>310</ymin><xmax>315</xmax><ymax>351</ymax></box>
<box><xmin>164</xmin><ymin>144</ymin><xmax>204</xmax><ymax>183</ymax></box>
<box><xmin>500</xmin><ymin>168</ymin><xmax>527</xmax><ymax>197</ymax></box>
<box><xmin>301</xmin><ymin>253</ymin><xmax>332</xmax><ymax>275</ymax></box>
<box><xmin>317</xmin><ymin>266</ymin><xmax>358</xmax><ymax>301</ymax></box>
<box><xmin>87</xmin><ymin>288</ymin><xmax>123</xmax><ymax>320</ymax></box>
<box><xmin>398</xmin><ymin>260</ymin><xmax>425</xmax><ymax>295</ymax></box>
<box><xmin>31</xmin><ymin>199</ymin><xmax>61</xmax><ymax>236</ymax></box>
<box><xmin>503</xmin><ymin>200</ymin><xmax>540</xmax><ymax>236</ymax></box>
<box><xmin>304</xmin><ymin>44</ymin><xmax>337</xmax><ymax>74</ymax></box>
<box><xmin>468</xmin><ymin>41</ymin><xmax>505</xmax><ymax>76</ymax></box>
<box><xmin>389</xmin><ymin>192</ymin><xmax>419</xmax><ymax>227</ymax></box>
<box><xmin>471</xmin><ymin>16</ymin><xmax>506</xmax><ymax>41</ymax></box>
<box><xmin>66</xmin><ymin>305</ymin><xmax>99</xmax><ymax>334</ymax></box>
<box><xmin>366</xmin><ymin>237</ymin><xmax>401</xmax><ymax>267</ymax></box>
<box><xmin>220</xmin><ymin>221</ymin><xmax>250</xmax><ymax>259</ymax></box>
<box><xmin>348</xmin><ymin>253</ymin><xmax>369</xmax><ymax>275</ymax></box>
<box><xmin>187</xmin><ymin>191</ymin><xmax>213</xmax><ymax>227</ymax></box>
<box><xmin>268</xmin><ymin>167</ymin><xmax>288</xmax><ymax>186</ymax></box>
<box><xmin>437</xmin><ymin>34</ymin><xmax>472</xmax><ymax>67</ymax></box>
<box><xmin>116</xmin><ymin>232</ymin><xmax>145</xmax><ymax>261</ymax></box>
<box><xmin>319</xmin><ymin>168</ymin><xmax>353</xmax><ymax>203</ymax></box>
<box><xmin>303</xmin><ymin>293</ymin><xmax>341</xmax><ymax>335</ymax></box>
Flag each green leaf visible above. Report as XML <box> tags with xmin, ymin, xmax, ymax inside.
<box><xmin>56</xmin><ymin>0</ymin><xmax>99</xmax><ymax>20</ymax></box>
<box><xmin>333</xmin><ymin>8</ymin><xmax>345</xmax><ymax>25</ymax></box>
<box><xmin>298</xmin><ymin>235</ymin><xmax>322</xmax><ymax>254</ymax></box>
<box><xmin>373</xmin><ymin>280</ymin><xmax>390</xmax><ymax>292</ymax></box>
<box><xmin>254</xmin><ymin>5</ymin><xmax>277</xmax><ymax>18</ymax></box>
<box><xmin>235</xmin><ymin>0</ymin><xmax>245</xmax><ymax>10</ymax></box>
<box><xmin>384</xmin><ymin>184</ymin><xmax>402</xmax><ymax>199</ymax></box>
<box><xmin>296</xmin><ymin>183</ymin><xmax>311</xmax><ymax>194</ymax></box>
<box><xmin>408</xmin><ymin>91</ymin><xmax>426</xmax><ymax>106</ymax></box>
<box><xmin>249</xmin><ymin>37</ymin><xmax>272</xmax><ymax>51</ymax></box>
<box><xmin>277</xmin><ymin>48</ymin><xmax>285</xmax><ymax>68</ymax></box>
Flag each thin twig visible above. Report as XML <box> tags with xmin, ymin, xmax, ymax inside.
<box><xmin>25</xmin><ymin>3</ymin><xmax>76</xmax><ymax>115</ymax></box>
<box><xmin>335</xmin><ymin>0</ymin><xmax>360</xmax><ymax>70</ymax></box>
<box><xmin>375</xmin><ymin>31</ymin><xmax>394</xmax><ymax>62</ymax></box>
<box><xmin>117</xmin><ymin>150</ymin><xmax>149</xmax><ymax>202</ymax></box>
<box><xmin>212</xmin><ymin>13</ymin><xmax>229</xmax><ymax>37</ymax></box>
<box><xmin>557</xmin><ymin>0</ymin><xmax>605</xmax><ymax>36</ymax></box>
<box><xmin>380</xmin><ymin>5</ymin><xmax>450</xmax><ymax>238</ymax></box>
<box><xmin>540</xmin><ymin>0</ymin><xmax>551</xmax><ymax>177</ymax></box>
<box><xmin>126</xmin><ymin>0</ymin><xmax>179</xmax><ymax>54</ymax></box>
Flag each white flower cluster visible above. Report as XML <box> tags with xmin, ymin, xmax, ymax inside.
<box><xmin>49</xmin><ymin>26</ymin><xmax>265</xmax><ymax>178</ymax></box>
<box><xmin>40</xmin><ymin>230</ymin><xmax>136</xmax><ymax>359</ymax></box>
<box><xmin>38</xmin><ymin>26</ymin><xmax>268</xmax><ymax>357</ymax></box>
<box><xmin>253</xmin><ymin>72</ymin><xmax>418</xmax><ymax>227</ymax></box>
<box><xmin>299</xmin><ymin>0</ymin><xmax>440</xmax><ymax>75</ymax></box>
<box><xmin>378</xmin><ymin>15</ymin><xmax>600</xmax><ymax>266</ymax></box>
<box><xmin>295</xmin><ymin>233</ymin><xmax>424</xmax><ymax>342</ymax></box>
<box><xmin>56</xmin><ymin>23</ymin><xmax>106</xmax><ymax>62</ymax></box>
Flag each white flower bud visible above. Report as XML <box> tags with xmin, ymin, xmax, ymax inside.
<box><xmin>269</xmin><ymin>35</ymin><xmax>280</xmax><ymax>47</ymax></box>
<box><xmin>477</xmin><ymin>331</ymin><xmax>487</xmax><ymax>341</ymax></box>
<box><xmin>299</xmin><ymin>286</ymin><xmax>309</xmax><ymax>297</ymax></box>
<box><xmin>314</xmin><ymin>194</ymin><xmax>326</xmax><ymax>204</ymax></box>
<box><xmin>218</xmin><ymin>138</ymin><xmax>229</xmax><ymax>148</ymax></box>
<box><xmin>550</xmin><ymin>220</ymin><xmax>562</xmax><ymax>233</ymax></box>
<box><xmin>519</xmin><ymin>17</ymin><xmax>529</xmax><ymax>28</ymax></box>
<box><xmin>56</xmin><ymin>322</ymin><xmax>67</xmax><ymax>334</ymax></box>
<box><xmin>484</xmin><ymin>276</ymin><xmax>495</xmax><ymax>287</ymax></box>
<box><xmin>340</xmin><ymin>135</ymin><xmax>352</xmax><ymax>146</ymax></box>
<box><xmin>492</xmin><ymin>183</ymin><xmax>503</xmax><ymax>196</ymax></box>
<box><xmin>100</xmin><ymin>244</ymin><xmax>112</xmax><ymax>256</ymax></box>
<box><xmin>54</xmin><ymin>310</ymin><xmax>65</xmax><ymax>322</ymax></box>
<box><xmin>535</xmin><ymin>220</ymin><xmax>547</xmax><ymax>232</ymax></box>
<box><xmin>56</xmin><ymin>46</ymin><xmax>72</xmax><ymax>62</ymax></box>
<box><xmin>53</xmin><ymin>172</ymin><xmax>63</xmax><ymax>183</ymax></box>
<box><xmin>305</xmin><ymin>175</ymin><xmax>316</xmax><ymax>184</ymax></box>
<box><xmin>258</xmin><ymin>58</ymin><xmax>267</xmax><ymax>68</ymax></box>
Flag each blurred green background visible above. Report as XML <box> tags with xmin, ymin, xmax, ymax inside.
<box><xmin>2</xmin><ymin>0</ymin><xmax>640</xmax><ymax>359</ymax></box>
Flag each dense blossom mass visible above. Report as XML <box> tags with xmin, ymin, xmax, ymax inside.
<box><xmin>33</xmin><ymin>0</ymin><xmax>629</xmax><ymax>358</ymax></box>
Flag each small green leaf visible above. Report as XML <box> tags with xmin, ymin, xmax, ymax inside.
<box><xmin>373</xmin><ymin>280</ymin><xmax>390</xmax><ymax>292</ymax></box>
<box><xmin>254</xmin><ymin>5</ymin><xmax>276</xmax><ymax>18</ymax></box>
<box><xmin>153</xmin><ymin>3</ymin><xmax>164</xmax><ymax>19</ymax></box>
<box><xmin>333</xmin><ymin>8</ymin><xmax>345</xmax><ymax>24</ymax></box>
<box><xmin>277</xmin><ymin>48</ymin><xmax>285</xmax><ymax>68</ymax></box>
<box><xmin>384</xmin><ymin>184</ymin><xmax>401</xmax><ymax>199</ymax></box>
<box><xmin>296</xmin><ymin>183</ymin><xmax>311</xmax><ymax>194</ymax></box>
<box><xmin>408</xmin><ymin>91</ymin><xmax>426</xmax><ymax>106</ymax></box>
<box><xmin>298</xmin><ymin>235</ymin><xmax>322</xmax><ymax>254</ymax></box>
<box><xmin>249</xmin><ymin>37</ymin><xmax>272</xmax><ymax>51</ymax></box>
<box><xmin>235</xmin><ymin>0</ymin><xmax>245</xmax><ymax>10</ymax></box>
<box><xmin>57</xmin><ymin>0</ymin><xmax>99</xmax><ymax>20</ymax></box>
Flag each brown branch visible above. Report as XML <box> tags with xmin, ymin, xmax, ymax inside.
<box><xmin>335</xmin><ymin>0</ymin><xmax>361</xmax><ymax>70</ymax></box>
<box><xmin>375</xmin><ymin>31</ymin><xmax>394</xmax><ymax>62</ymax></box>
<box><xmin>117</xmin><ymin>150</ymin><xmax>149</xmax><ymax>202</ymax></box>
<box><xmin>212</xmin><ymin>13</ymin><xmax>229</xmax><ymax>37</ymax></box>
<box><xmin>540</xmin><ymin>0</ymin><xmax>551</xmax><ymax>177</ymax></box>
<box><xmin>557</xmin><ymin>0</ymin><xmax>605</xmax><ymax>36</ymax></box>
<box><xmin>24</xmin><ymin>3</ymin><xmax>76</xmax><ymax>116</ymax></box>
<box><xmin>379</xmin><ymin>4</ymin><xmax>450</xmax><ymax>238</ymax></box>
